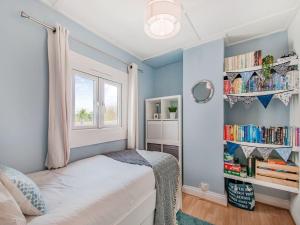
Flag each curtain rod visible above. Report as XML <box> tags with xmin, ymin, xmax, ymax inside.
<box><xmin>20</xmin><ymin>11</ymin><xmax>144</xmax><ymax>73</ymax></box>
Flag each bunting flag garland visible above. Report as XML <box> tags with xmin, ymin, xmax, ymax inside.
<box><xmin>257</xmin><ymin>94</ymin><xmax>274</xmax><ymax>108</ymax></box>
<box><xmin>274</xmin><ymin>148</ymin><xmax>292</xmax><ymax>162</ymax></box>
<box><xmin>240</xmin><ymin>96</ymin><xmax>256</xmax><ymax>105</ymax></box>
<box><xmin>240</xmin><ymin>145</ymin><xmax>256</xmax><ymax>158</ymax></box>
<box><xmin>272</xmin><ymin>62</ymin><xmax>290</xmax><ymax>76</ymax></box>
<box><xmin>225</xmin><ymin>141</ymin><xmax>293</xmax><ymax>161</ymax></box>
<box><xmin>256</xmin><ymin>148</ymin><xmax>273</xmax><ymax>160</ymax></box>
<box><xmin>226</xmin><ymin>90</ymin><xmax>293</xmax><ymax>108</ymax></box>
<box><xmin>275</xmin><ymin>91</ymin><xmax>292</xmax><ymax>106</ymax></box>
<box><xmin>227</xmin><ymin>141</ymin><xmax>240</xmax><ymax>155</ymax></box>
<box><xmin>227</xmin><ymin>96</ymin><xmax>256</xmax><ymax>108</ymax></box>
<box><xmin>226</xmin><ymin>72</ymin><xmax>239</xmax><ymax>83</ymax></box>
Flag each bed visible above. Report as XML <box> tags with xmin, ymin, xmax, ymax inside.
<box><xmin>26</xmin><ymin>155</ymin><xmax>156</xmax><ymax>225</ymax></box>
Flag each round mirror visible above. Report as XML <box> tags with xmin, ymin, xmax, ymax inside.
<box><xmin>191</xmin><ymin>80</ymin><xmax>214</xmax><ymax>103</ymax></box>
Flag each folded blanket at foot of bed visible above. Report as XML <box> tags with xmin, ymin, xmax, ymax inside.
<box><xmin>105</xmin><ymin>150</ymin><xmax>179</xmax><ymax>225</ymax></box>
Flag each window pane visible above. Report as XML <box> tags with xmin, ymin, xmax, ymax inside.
<box><xmin>103</xmin><ymin>82</ymin><xmax>119</xmax><ymax>126</ymax></box>
<box><xmin>74</xmin><ymin>74</ymin><xmax>96</xmax><ymax>127</ymax></box>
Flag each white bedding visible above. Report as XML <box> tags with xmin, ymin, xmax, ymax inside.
<box><xmin>26</xmin><ymin>155</ymin><xmax>155</xmax><ymax>225</ymax></box>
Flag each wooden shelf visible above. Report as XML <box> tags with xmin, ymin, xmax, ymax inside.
<box><xmin>224</xmin><ymin>58</ymin><xmax>299</xmax><ymax>74</ymax></box>
<box><xmin>224</xmin><ymin>173</ymin><xmax>299</xmax><ymax>193</ymax></box>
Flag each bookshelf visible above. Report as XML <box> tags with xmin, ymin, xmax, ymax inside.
<box><xmin>224</xmin><ymin>58</ymin><xmax>299</xmax><ymax>74</ymax></box>
<box><xmin>223</xmin><ymin>55</ymin><xmax>300</xmax><ymax>194</ymax></box>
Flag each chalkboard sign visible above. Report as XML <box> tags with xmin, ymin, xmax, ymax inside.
<box><xmin>227</xmin><ymin>180</ymin><xmax>255</xmax><ymax>211</ymax></box>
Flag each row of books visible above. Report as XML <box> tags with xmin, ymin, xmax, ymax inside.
<box><xmin>224</xmin><ymin>50</ymin><xmax>262</xmax><ymax>72</ymax></box>
<box><xmin>224</xmin><ymin>70</ymin><xmax>300</xmax><ymax>95</ymax></box>
<box><xmin>224</xmin><ymin>163</ymin><xmax>241</xmax><ymax>177</ymax></box>
<box><xmin>224</xmin><ymin>124</ymin><xmax>292</xmax><ymax>146</ymax></box>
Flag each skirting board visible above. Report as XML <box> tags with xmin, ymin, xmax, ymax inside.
<box><xmin>182</xmin><ymin>185</ymin><xmax>227</xmax><ymax>206</ymax></box>
<box><xmin>255</xmin><ymin>193</ymin><xmax>290</xmax><ymax>209</ymax></box>
<box><xmin>182</xmin><ymin>185</ymin><xmax>290</xmax><ymax>209</ymax></box>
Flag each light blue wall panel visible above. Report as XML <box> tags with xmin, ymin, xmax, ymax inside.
<box><xmin>225</xmin><ymin>31</ymin><xmax>289</xmax><ymax>59</ymax></box>
<box><xmin>183</xmin><ymin>39</ymin><xmax>224</xmax><ymax>194</ymax></box>
<box><xmin>153</xmin><ymin>61</ymin><xmax>183</xmax><ymax>97</ymax></box>
<box><xmin>0</xmin><ymin>0</ymin><xmax>154</xmax><ymax>173</ymax></box>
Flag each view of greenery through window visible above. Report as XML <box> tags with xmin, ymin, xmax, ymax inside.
<box><xmin>74</xmin><ymin>74</ymin><xmax>119</xmax><ymax>127</ymax></box>
<box><xmin>74</xmin><ymin>75</ymin><xmax>95</xmax><ymax>127</ymax></box>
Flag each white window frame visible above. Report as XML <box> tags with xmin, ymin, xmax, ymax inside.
<box><xmin>70</xmin><ymin>51</ymin><xmax>128</xmax><ymax>148</ymax></box>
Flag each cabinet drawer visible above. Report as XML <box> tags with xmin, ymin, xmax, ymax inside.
<box><xmin>163</xmin><ymin>145</ymin><xmax>179</xmax><ymax>160</ymax></box>
<box><xmin>147</xmin><ymin>121</ymin><xmax>162</xmax><ymax>139</ymax></box>
<box><xmin>147</xmin><ymin>143</ymin><xmax>162</xmax><ymax>152</ymax></box>
<box><xmin>162</xmin><ymin>121</ymin><xmax>179</xmax><ymax>141</ymax></box>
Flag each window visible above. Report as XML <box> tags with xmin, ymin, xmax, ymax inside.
<box><xmin>73</xmin><ymin>74</ymin><xmax>122</xmax><ymax>129</ymax></box>
<box><xmin>73</xmin><ymin>72</ymin><xmax>97</xmax><ymax>128</ymax></box>
<box><xmin>70</xmin><ymin>51</ymin><xmax>128</xmax><ymax>148</ymax></box>
<box><xmin>103</xmin><ymin>81</ymin><xmax>121</xmax><ymax>127</ymax></box>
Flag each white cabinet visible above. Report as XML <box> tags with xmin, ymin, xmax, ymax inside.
<box><xmin>145</xmin><ymin>95</ymin><xmax>182</xmax><ymax>209</ymax></box>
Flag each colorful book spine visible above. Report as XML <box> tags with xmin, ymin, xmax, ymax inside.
<box><xmin>224</xmin><ymin>50</ymin><xmax>262</xmax><ymax>72</ymax></box>
<box><xmin>224</xmin><ymin>124</ymin><xmax>292</xmax><ymax>146</ymax></box>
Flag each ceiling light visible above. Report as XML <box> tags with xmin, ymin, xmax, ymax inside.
<box><xmin>144</xmin><ymin>0</ymin><xmax>181</xmax><ymax>39</ymax></box>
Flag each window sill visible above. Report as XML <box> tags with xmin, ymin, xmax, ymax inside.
<box><xmin>70</xmin><ymin>127</ymin><xmax>127</xmax><ymax>148</ymax></box>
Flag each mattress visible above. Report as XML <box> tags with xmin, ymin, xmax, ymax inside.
<box><xmin>26</xmin><ymin>155</ymin><xmax>155</xmax><ymax>225</ymax></box>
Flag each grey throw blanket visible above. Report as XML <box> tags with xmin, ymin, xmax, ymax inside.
<box><xmin>105</xmin><ymin>150</ymin><xmax>179</xmax><ymax>225</ymax></box>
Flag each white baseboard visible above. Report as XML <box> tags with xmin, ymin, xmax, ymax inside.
<box><xmin>255</xmin><ymin>193</ymin><xmax>290</xmax><ymax>209</ymax></box>
<box><xmin>182</xmin><ymin>185</ymin><xmax>290</xmax><ymax>210</ymax></box>
<box><xmin>182</xmin><ymin>185</ymin><xmax>227</xmax><ymax>206</ymax></box>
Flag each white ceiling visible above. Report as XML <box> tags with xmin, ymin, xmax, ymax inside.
<box><xmin>41</xmin><ymin>0</ymin><xmax>300</xmax><ymax>60</ymax></box>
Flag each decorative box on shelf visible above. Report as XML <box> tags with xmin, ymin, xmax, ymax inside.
<box><xmin>255</xmin><ymin>160</ymin><xmax>299</xmax><ymax>189</ymax></box>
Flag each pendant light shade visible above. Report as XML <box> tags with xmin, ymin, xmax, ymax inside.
<box><xmin>144</xmin><ymin>0</ymin><xmax>181</xmax><ymax>39</ymax></box>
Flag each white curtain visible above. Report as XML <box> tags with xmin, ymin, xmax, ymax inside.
<box><xmin>46</xmin><ymin>25</ymin><xmax>71</xmax><ymax>169</ymax></box>
<box><xmin>127</xmin><ymin>63</ymin><xmax>139</xmax><ymax>149</ymax></box>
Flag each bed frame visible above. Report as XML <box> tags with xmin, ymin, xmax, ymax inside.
<box><xmin>116</xmin><ymin>189</ymin><xmax>156</xmax><ymax>225</ymax></box>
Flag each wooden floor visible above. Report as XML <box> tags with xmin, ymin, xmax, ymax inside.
<box><xmin>182</xmin><ymin>193</ymin><xmax>295</xmax><ymax>225</ymax></box>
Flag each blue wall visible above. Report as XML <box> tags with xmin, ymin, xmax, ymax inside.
<box><xmin>153</xmin><ymin>61</ymin><xmax>183</xmax><ymax>97</ymax></box>
<box><xmin>225</xmin><ymin>31</ymin><xmax>290</xmax><ymax>200</ymax></box>
<box><xmin>0</xmin><ymin>0</ymin><xmax>154</xmax><ymax>173</ymax></box>
<box><xmin>183</xmin><ymin>39</ymin><xmax>224</xmax><ymax>194</ymax></box>
<box><xmin>225</xmin><ymin>31</ymin><xmax>289</xmax><ymax>59</ymax></box>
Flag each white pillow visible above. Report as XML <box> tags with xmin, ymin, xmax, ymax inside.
<box><xmin>0</xmin><ymin>181</ymin><xmax>26</xmax><ymax>225</ymax></box>
<box><xmin>0</xmin><ymin>165</ymin><xmax>46</xmax><ymax>216</ymax></box>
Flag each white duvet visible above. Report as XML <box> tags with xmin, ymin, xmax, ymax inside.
<box><xmin>26</xmin><ymin>155</ymin><xmax>155</xmax><ymax>225</ymax></box>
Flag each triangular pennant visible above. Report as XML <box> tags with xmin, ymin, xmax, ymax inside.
<box><xmin>257</xmin><ymin>148</ymin><xmax>273</xmax><ymax>160</ymax></box>
<box><xmin>275</xmin><ymin>148</ymin><xmax>292</xmax><ymax>162</ymax></box>
<box><xmin>241</xmin><ymin>71</ymin><xmax>254</xmax><ymax>84</ymax></box>
<box><xmin>257</xmin><ymin>94</ymin><xmax>274</xmax><ymax>108</ymax></box>
<box><xmin>240</xmin><ymin>145</ymin><xmax>256</xmax><ymax>158</ymax></box>
<box><xmin>275</xmin><ymin>91</ymin><xmax>292</xmax><ymax>106</ymax></box>
<box><xmin>273</xmin><ymin>62</ymin><xmax>290</xmax><ymax>75</ymax></box>
<box><xmin>239</xmin><ymin>96</ymin><xmax>256</xmax><ymax>106</ymax></box>
<box><xmin>227</xmin><ymin>73</ymin><xmax>239</xmax><ymax>82</ymax></box>
<box><xmin>227</xmin><ymin>141</ymin><xmax>240</xmax><ymax>155</ymax></box>
<box><xmin>227</xmin><ymin>95</ymin><xmax>239</xmax><ymax>108</ymax></box>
